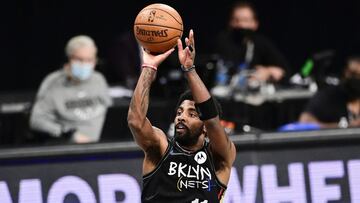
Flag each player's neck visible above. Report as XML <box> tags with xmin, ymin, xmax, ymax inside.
<box><xmin>178</xmin><ymin>136</ymin><xmax>205</xmax><ymax>152</ymax></box>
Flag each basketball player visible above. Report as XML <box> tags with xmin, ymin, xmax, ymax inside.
<box><xmin>128</xmin><ymin>30</ymin><xmax>236</xmax><ymax>203</ymax></box>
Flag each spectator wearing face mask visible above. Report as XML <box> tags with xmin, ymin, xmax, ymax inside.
<box><xmin>29</xmin><ymin>35</ymin><xmax>112</xmax><ymax>144</ymax></box>
<box><xmin>215</xmin><ymin>1</ymin><xmax>289</xmax><ymax>84</ymax></box>
<box><xmin>299</xmin><ymin>56</ymin><xmax>360</xmax><ymax>128</ymax></box>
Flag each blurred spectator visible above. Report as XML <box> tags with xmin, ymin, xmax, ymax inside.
<box><xmin>30</xmin><ymin>35</ymin><xmax>112</xmax><ymax>144</ymax></box>
<box><xmin>215</xmin><ymin>1</ymin><xmax>289</xmax><ymax>85</ymax></box>
<box><xmin>299</xmin><ymin>56</ymin><xmax>360</xmax><ymax>128</ymax></box>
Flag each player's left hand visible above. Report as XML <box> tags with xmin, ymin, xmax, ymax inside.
<box><xmin>177</xmin><ymin>29</ymin><xmax>196</xmax><ymax>69</ymax></box>
<box><xmin>142</xmin><ymin>48</ymin><xmax>175</xmax><ymax>68</ymax></box>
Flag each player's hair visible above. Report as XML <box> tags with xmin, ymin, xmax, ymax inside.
<box><xmin>175</xmin><ymin>90</ymin><xmax>223</xmax><ymax>118</ymax></box>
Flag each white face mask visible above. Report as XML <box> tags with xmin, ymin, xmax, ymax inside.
<box><xmin>70</xmin><ymin>61</ymin><xmax>94</xmax><ymax>81</ymax></box>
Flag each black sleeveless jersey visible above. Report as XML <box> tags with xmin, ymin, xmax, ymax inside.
<box><xmin>141</xmin><ymin>138</ymin><xmax>227</xmax><ymax>203</ymax></box>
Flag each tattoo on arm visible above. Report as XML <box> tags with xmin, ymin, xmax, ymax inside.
<box><xmin>129</xmin><ymin>69</ymin><xmax>156</xmax><ymax>120</ymax></box>
<box><xmin>140</xmin><ymin>70</ymin><xmax>153</xmax><ymax>113</ymax></box>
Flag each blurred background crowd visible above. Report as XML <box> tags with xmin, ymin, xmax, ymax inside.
<box><xmin>2</xmin><ymin>0</ymin><xmax>360</xmax><ymax>146</ymax></box>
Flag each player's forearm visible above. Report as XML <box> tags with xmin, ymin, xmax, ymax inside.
<box><xmin>128</xmin><ymin>68</ymin><xmax>156</xmax><ymax>127</ymax></box>
<box><xmin>184</xmin><ymin>70</ymin><xmax>211</xmax><ymax>103</ymax></box>
<box><xmin>185</xmin><ymin>70</ymin><xmax>222</xmax><ymax>130</ymax></box>
<box><xmin>186</xmin><ymin>69</ymin><xmax>232</xmax><ymax>144</ymax></box>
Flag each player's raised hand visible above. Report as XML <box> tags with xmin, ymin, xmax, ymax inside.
<box><xmin>142</xmin><ymin>48</ymin><xmax>175</xmax><ymax>68</ymax></box>
<box><xmin>177</xmin><ymin>29</ymin><xmax>196</xmax><ymax>69</ymax></box>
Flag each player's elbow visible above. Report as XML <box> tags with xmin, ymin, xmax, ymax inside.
<box><xmin>127</xmin><ymin>110</ymin><xmax>138</xmax><ymax>127</ymax></box>
<box><xmin>127</xmin><ymin>110</ymin><xmax>144</xmax><ymax>131</ymax></box>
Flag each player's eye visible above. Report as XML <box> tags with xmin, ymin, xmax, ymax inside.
<box><xmin>190</xmin><ymin>112</ymin><xmax>198</xmax><ymax>118</ymax></box>
<box><xmin>176</xmin><ymin>110</ymin><xmax>182</xmax><ymax>116</ymax></box>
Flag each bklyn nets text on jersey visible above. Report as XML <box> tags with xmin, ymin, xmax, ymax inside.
<box><xmin>167</xmin><ymin>160</ymin><xmax>217</xmax><ymax>191</ymax></box>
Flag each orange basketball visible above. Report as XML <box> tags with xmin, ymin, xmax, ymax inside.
<box><xmin>134</xmin><ymin>4</ymin><xmax>183</xmax><ymax>53</ymax></box>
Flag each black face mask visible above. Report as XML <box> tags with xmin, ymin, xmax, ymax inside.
<box><xmin>230</xmin><ymin>28</ymin><xmax>255</xmax><ymax>43</ymax></box>
<box><xmin>344</xmin><ymin>77</ymin><xmax>360</xmax><ymax>101</ymax></box>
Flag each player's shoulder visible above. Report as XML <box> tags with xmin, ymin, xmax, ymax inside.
<box><xmin>151</xmin><ymin>126</ymin><xmax>172</xmax><ymax>149</ymax></box>
<box><xmin>152</xmin><ymin>126</ymin><xmax>169</xmax><ymax>140</ymax></box>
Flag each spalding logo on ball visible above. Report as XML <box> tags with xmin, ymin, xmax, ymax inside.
<box><xmin>134</xmin><ymin>3</ymin><xmax>183</xmax><ymax>53</ymax></box>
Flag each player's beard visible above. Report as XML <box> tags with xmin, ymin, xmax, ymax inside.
<box><xmin>174</xmin><ymin>123</ymin><xmax>204</xmax><ymax>147</ymax></box>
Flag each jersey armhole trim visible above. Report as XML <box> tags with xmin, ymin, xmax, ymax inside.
<box><xmin>206</xmin><ymin>142</ymin><xmax>228</xmax><ymax>189</ymax></box>
<box><xmin>143</xmin><ymin>137</ymin><xmax>172</xmax><ymax>179</ymax></box>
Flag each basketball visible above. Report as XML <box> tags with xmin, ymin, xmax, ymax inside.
<box><xmin>134</xmin><ymin>3</ymin><xmax>183</xmax><ymax>53</ymax></box>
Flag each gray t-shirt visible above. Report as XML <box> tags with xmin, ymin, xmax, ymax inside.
<box><xmin>30</xmin><ymin>69</ymin><xmax>112</xmax><ymax>142</ymax></box>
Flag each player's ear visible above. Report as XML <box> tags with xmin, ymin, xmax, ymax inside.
<box><xmin>203</xmin><ymin>125</ymin><xmax>207</xmax><ymax>136</ymax></box>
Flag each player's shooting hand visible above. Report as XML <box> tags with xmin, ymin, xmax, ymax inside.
<box><xmin>177</xmin><ymin>29</ymin><xmax>196</xmax><ymax>69</ymax></box>
<box><xmin>142</xmin><ymin>48</ymin><xmax>174</xmax><ymax>68</ymax></box>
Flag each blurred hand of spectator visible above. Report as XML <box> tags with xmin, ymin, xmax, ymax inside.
<box><xmin>74</xmin><ymin>133</ymin><xmax>92</xmax><ymax>144</ymax></box>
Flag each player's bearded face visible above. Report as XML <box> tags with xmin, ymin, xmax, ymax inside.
<box><xmin>174</xmin><ymin>122</ymin><xmax>203</xmax><ymax>147</ymax></box>
<box><xmin>174</xmin><ymin>100</ymin><xmax>205</xmax><ymax>147</ymax></box>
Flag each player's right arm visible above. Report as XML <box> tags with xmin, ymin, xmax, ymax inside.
<box><xmin>127</xmin><ymin>48</ymin><xmax>174</xmax><ymax>172</ymax></box>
